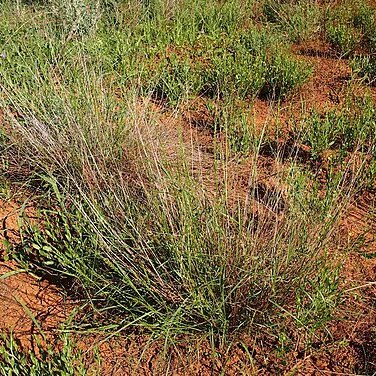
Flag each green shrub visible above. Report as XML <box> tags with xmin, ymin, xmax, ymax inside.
<box><xmin>262</xmin><ymin>0</ymin><xmax>322</xmax><ymax>42</ymax></box>
<box><xmin>227</xmin><ymin>113</ymin><xmax>255</xmax><ymax>155</ymax></box>
<box><xmin>295</xmin><ymin>96</ymin><xmax>376</xmax><ymax>156</ymax></box>
<box><xmin>205</xmin><ymin>39</ymin><xmax>267</xmax><ymax>99</ymax></box>
<box><xmin>0</xmin><ymin>333</ymin><xmax>87</xmax><ymax>376</ymax></box>
<box><xmin>152</xmin><ymin>53</ymin><xmax>206</xmax><ymax>104</ymax></box>
<box><xmin>326</xmin><ymin>24</ymin><xmax>361</xmax><ymax>56</ymax></box>
<box><xmin>326</xmin><ymin>0</ymin><xmax>376</xmax><ymax>55</ymax></box>
<box><xmin>262</xmin><ymin>52</ymin><xmax>311</xmax><ymax>98</ymax></box>
<box><xmin>351</xmin><ymin>55</ymin><xmax>376</xmax><ymax>85</ymax></box>
<box><xmin>150</xmin><ymin>28</ymin><xmax>312</xmax><ymax>104</ymax></box>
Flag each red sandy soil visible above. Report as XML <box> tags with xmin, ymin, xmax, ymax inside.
<box><xmin>0</xmin><ymin>200</ymin><xmax>69</xmax><ymax>349</ymax></box>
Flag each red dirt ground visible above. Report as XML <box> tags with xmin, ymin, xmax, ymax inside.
<box><xmin>0</xmin><ymin>200</ymin><xmax>69</xmax><ymax>349</ymax></box>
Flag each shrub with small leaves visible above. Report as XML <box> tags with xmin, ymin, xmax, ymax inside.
<box><xmin>262</xmin><ymin>0</ymin><xmax>322</xmax><ymax>43</ymax></box>
<box><xmin>50</xmin><ymin>0</ymin><xmax>102</xmax><ymax>39</ymax></box>
<box><xmin>326</xmin><ymin>0</ymin><xmax>376</xmax><ymax>55</ymax></box>
<box><xmin>351</xmin><ymin>55</ymin><xmax>376</xmax><ymax>86</ymax></box>
<box><xmin>150</xmin><ymin>28</ymin><xmax>312</xmax><ymax>104</ymax></box>
<box><xmin>0</xmin><ymin>333</ymin><xmax>87</xmax><ymax>376</ymax></box>
<box><xmin>327</xmin><ymin>24</ymin><xmax>361</xmax><ymax>56</ymax></box>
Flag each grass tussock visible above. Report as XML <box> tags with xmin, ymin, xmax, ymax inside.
<box><xmin>0</xmin><ymin>0</ymin><xmax>375</xmax><ymax>373</ymax></box>
<box><xmin>2</xmin><ymin>63</ymin><xmax>356</xmax><ymax>340</ymax></box>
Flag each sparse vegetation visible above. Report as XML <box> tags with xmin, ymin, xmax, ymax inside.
<box><xmin>0</xmin><ymin>0</ymin><xmax>375</xmax><ymax>374</ymax></box>
<box><xmin>326</xmin><ymin>0</ymin><xmax>376</xmax><ymax>55</ymax></box>
<box><xmin>0</xmin><ymin>333</ymin><xmax>87</xmax><ymax>376</ymax></box>
<box><xmin>262</xmin><ymin>0</ymin><xmax>322</xmax><ymax>42</ymax></box>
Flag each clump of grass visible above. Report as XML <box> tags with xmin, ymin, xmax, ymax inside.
<box><xmin>262</xmin><ymin>0</ymin><xmax>322</xmax><ymax>43</ymax></box>
<box><xmin>0</xmin><ymin>0</ymin><xmax>371</xmax><ymax>368</ymax></box>
<box><xmin>1</xmin><ymin>55</ymin><xmax>348</xmax><ymax>346</ymax></box>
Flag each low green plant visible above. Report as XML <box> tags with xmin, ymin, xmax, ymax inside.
<box><xmin>295</xmin><ymin>96</ymin><xmax>376</xmax><ymax>157</ymax></box>
<box><xmin>152</xmin><ymin>53</ymin><xmax>205</xmax><ymax>104</ymax></box>
<box><xmin>262</xmin><ymin>52</ymin><xmax>312</xmax><ymax>98</ymax></box>
<box><xmin>209</xmin><ymin>99</ymin><xmax>263</xmax><ymax>156</ymax></box>
<box><xmin>0</xmin><ymin>333</ymin><xmax>87</xmax><ymax>376</ymax></box>
<box><xmin>262</xmin><ymin>0</ymin><xmax>322</xmax><ymax>43</ymax></box>
<box><xmin>351</xmin><ymin>55</ymin><xmax>376</xmax><ymax>86</ymax></box>
<box><xmin>151</xmin><ymin>28</ymin><xmax>312</xmax><ymax>104</ymax></box>
<box><xmin>326</xmin><ymin>0</ymin><xmax>376</xmax><ymax>55</ymax></box>
<box><xmin>326</xmin><ymin>24</ymin><xmax>361</xmax><ymax>56</ymax></box>
<box><xmin>227</xmin><ymin>112</ymin><xmax>255</xmax><ymax>155</ymax></box>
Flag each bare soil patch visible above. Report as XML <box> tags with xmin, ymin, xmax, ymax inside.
<box><xmin>0</xmin><ymin>200</ymin><xmax>68</xmax><ymax>349</ymax></box>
